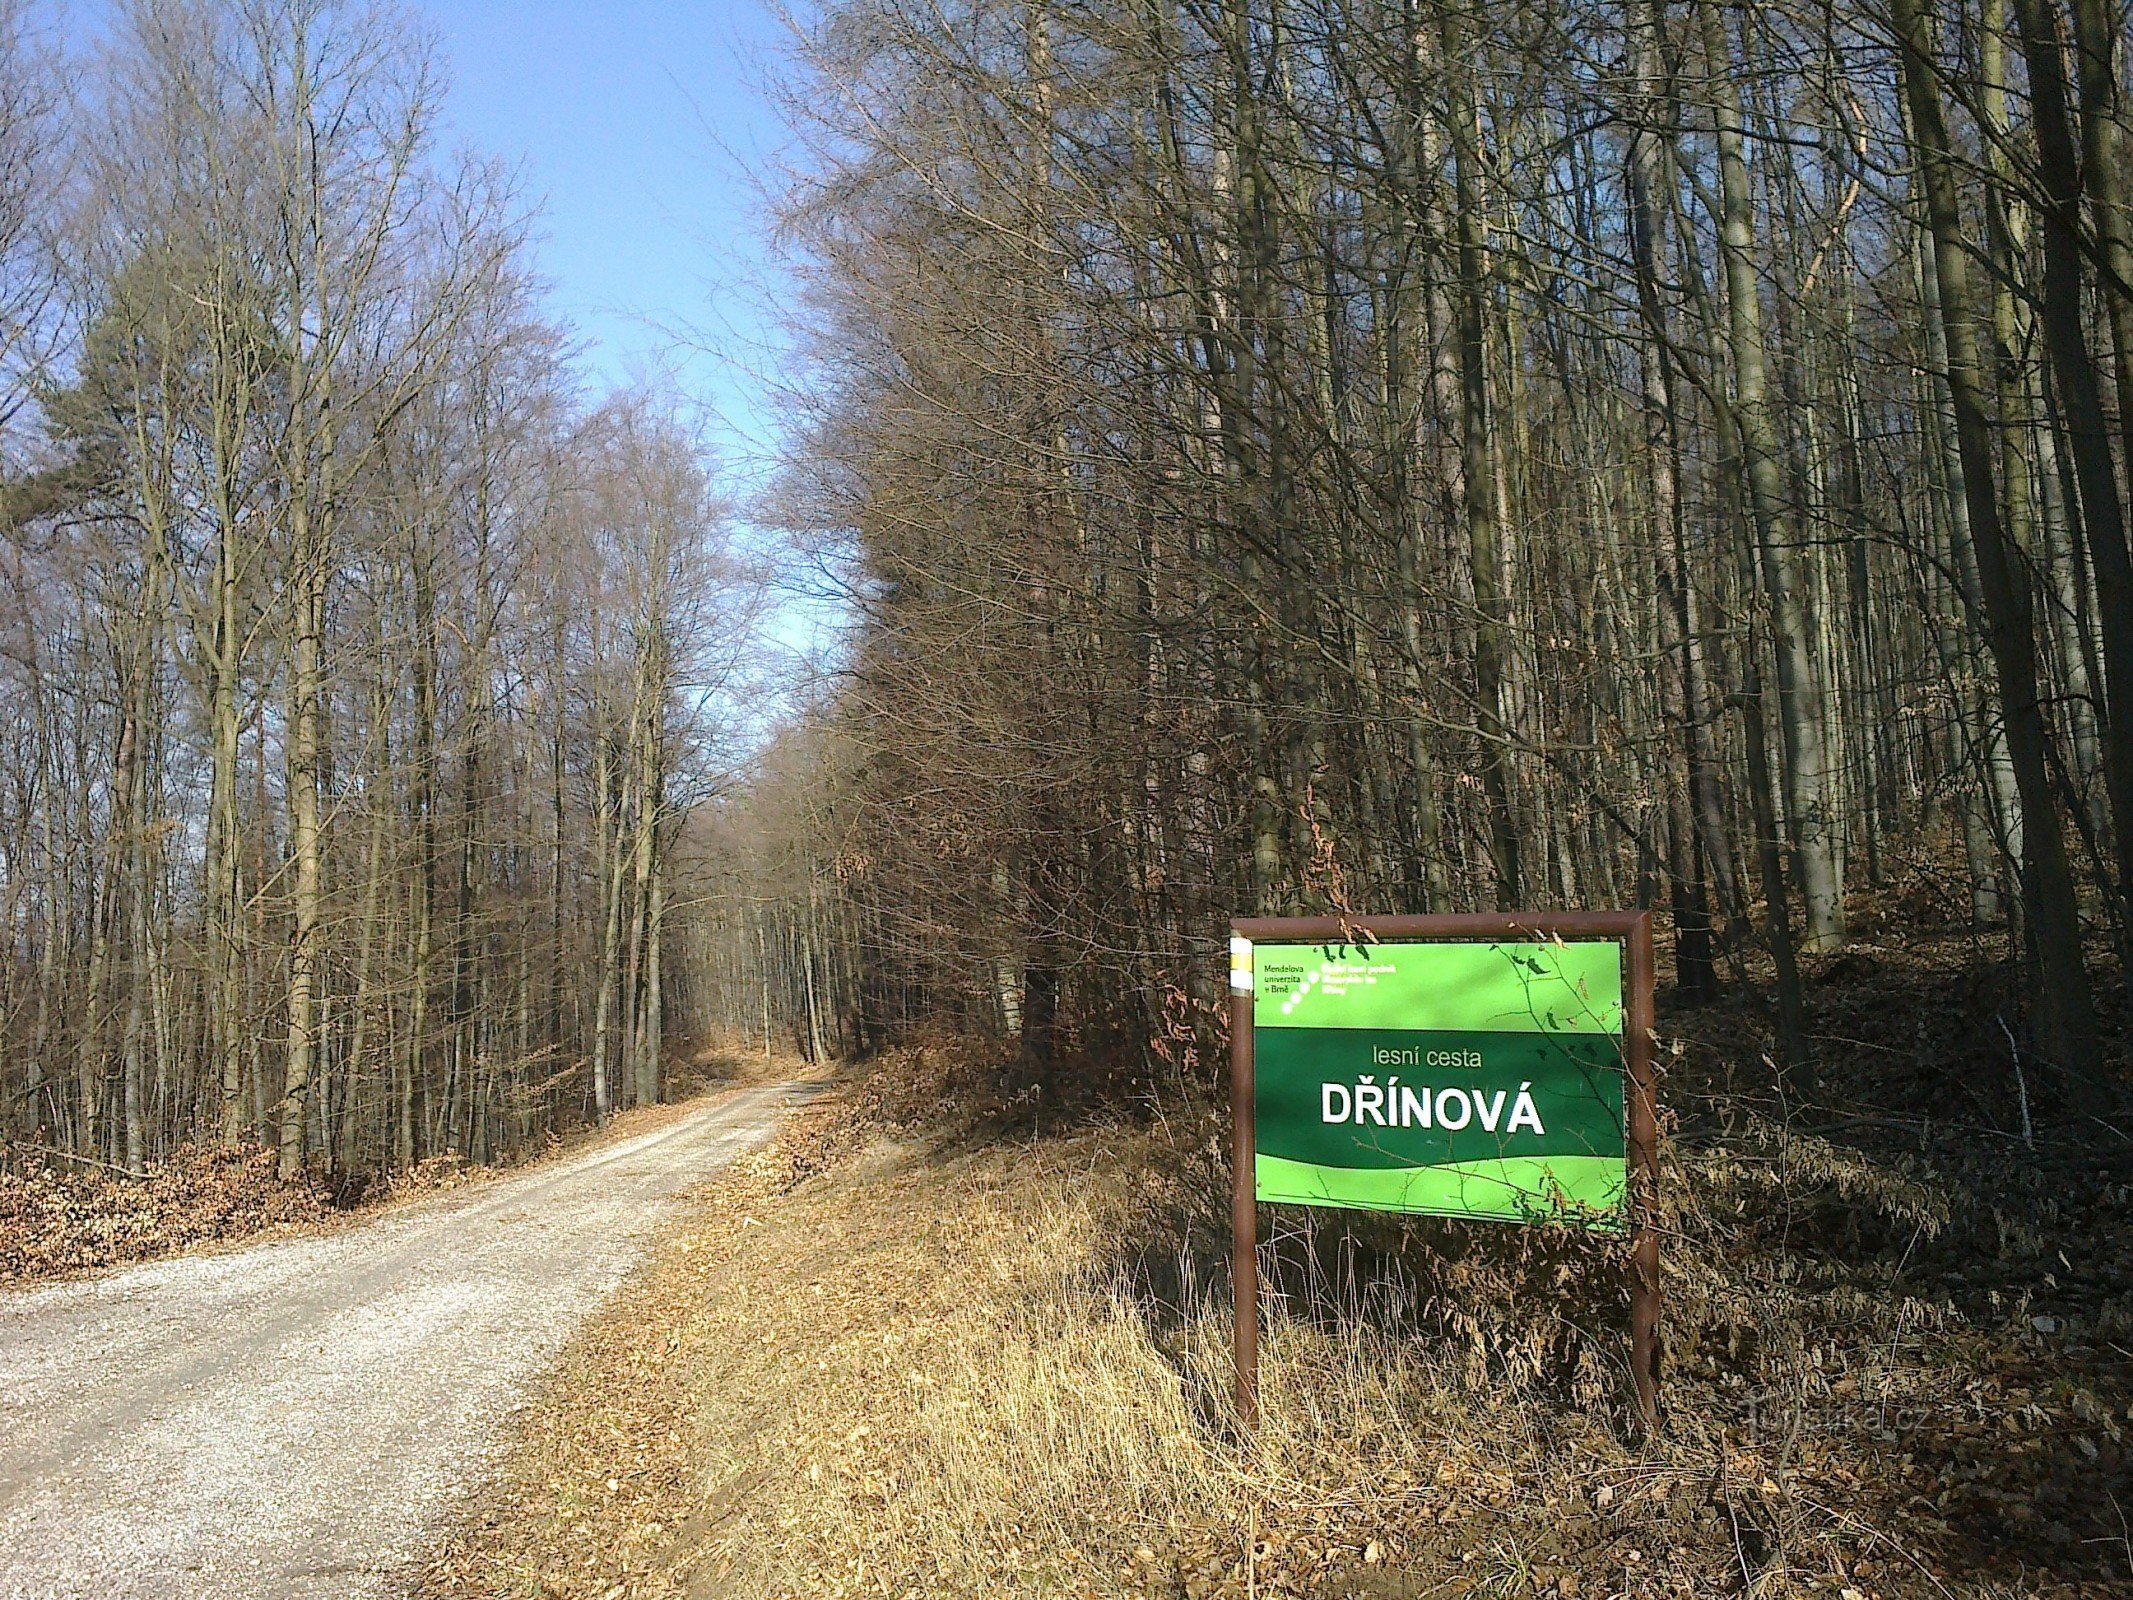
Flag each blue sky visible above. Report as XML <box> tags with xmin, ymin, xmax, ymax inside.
<box><xmin>420</xmin><ymin>0</ymin><xmax>796</xmax><ymax>479</ymax></box>
<box><xmin>418</xmin><ymin>0</ymin><xmax>838</xmax><ymax>662</ymax></box>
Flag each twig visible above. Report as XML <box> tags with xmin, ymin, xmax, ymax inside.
<box><xmin>1722</xmin><ymin>1486</ymin><xmax>1755</xmax><ymax>1594</ymax></box>
<box><xmin>7</xmin><ymin>1139</ymin><xmax>137</xmax><ymax>1178</ymax></box>
<box><xmin>1995</xmin><ymin>1015</ymin><xmax>2034</xmax><ymax>1148</ymax></box>
<box><xmin>1791</xmin><ymin>1492</ymin><xmax>1960</xmax><ymax>1600</ymax></box>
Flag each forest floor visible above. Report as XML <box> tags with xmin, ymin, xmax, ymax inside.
<box><xmin>425</xmin><ymin>933</ymin><xmax>2133</xmax><ymax>1600</ymax></box>
<box><xmin>0</xmin><ymin>1040</ymin><xmax>798</xmax><ymax>1286</ymax></box>
<box><xmin>0</xmin><ymin>1075</ymin><xmax>816</xmax><ymax>1600</ymax></box>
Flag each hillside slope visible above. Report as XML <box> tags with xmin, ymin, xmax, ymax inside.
<box><xmin>431</xmin><ymin>947</ymin><xmax>2133</xmax><ymax>1599</ymax></box>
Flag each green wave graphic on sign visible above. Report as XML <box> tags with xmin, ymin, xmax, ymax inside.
<box><xmin>1254</xmin><ymin>940</ymin><xmax>1622</xmax><ymax>1033</ymax></box>
<box><xmin>1255</xmin><ymin>1153</ymin><xmax>1626</xmax><ymax>1226</ymax></box>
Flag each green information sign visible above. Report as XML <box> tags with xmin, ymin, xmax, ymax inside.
<box><xmin>1250</xmin><ymin>940</ymin><xmax>1626</xmax><ymax>1226</ymax></box>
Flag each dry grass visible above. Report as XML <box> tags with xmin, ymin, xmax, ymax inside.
<box><xmin>430</xmin><ymin>994</ymin><xmax>2132</xmax><ymax>1600</ymax></box>
<box><xmin>425</xmin><ymin>1089</ymin><xmax>1667</xmax><ymax>1599</ymax></box>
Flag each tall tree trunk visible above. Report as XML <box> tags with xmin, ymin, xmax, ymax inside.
<box><xmin>640</xmin><ymin>838</ymin><xmax>665</xmax><ymax>1105</ymax></box>
<box><xmin>279</xmin><ymin>554</ymin><xmax>324</xmax><ymax>1181</ymax></box>
<box><xmin>1631</xmin><ymin>9</ymin><xmax>1727</xmax><ymax>989</ymax></box>
<box><xmin>1441</xmin><ymin>1</ymin><xmax>1520</xmax><ymax>906</ymax></box>
<box><xmin>1897</xmin><ymin>0</ymin><xmax>2102</xmax><ymax>1101</ymax></box>
<box><xmin>208</xmin><ymin>512</ymin><xmax>247</xmax><ymax>1144</ymax></box>
<box><xmin>590</xmin><ymin>731</ymin><xmax>624</xmax><ymax>1123</ymax></box>
<box><xmin>1699</xmin><ymin>0</ymin><xmax>1845</xmax><ymax>952</ymax></box>
<box><xmin>2012</xmin><ymin>0</ymin><xmax>2133</xmax><ymax>975</ymax></box>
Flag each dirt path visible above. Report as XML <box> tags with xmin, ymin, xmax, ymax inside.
<box><xmin>0</xmin><ymin>1082</ymin><xmax>813</xmax><ymax>1600</ymax></box>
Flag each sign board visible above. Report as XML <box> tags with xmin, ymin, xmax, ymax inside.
<box><xmin>1250</xmin><ymin>940</ymin><xmax>1626</xmax><ymax>1225</ymax></box>
<box><xmin>1226</xmin><ymin>912</ymin><xmax>1659</xmax><ymax>1435</ymax></box>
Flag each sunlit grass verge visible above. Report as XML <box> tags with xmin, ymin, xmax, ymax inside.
<box><xmin>432</xmin><ymin>1039</ymin><xmax>2128</xmax><ymax>1600</ymax></box>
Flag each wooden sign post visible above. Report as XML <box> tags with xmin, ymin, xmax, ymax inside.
<box><xmin>1228</xmin><ymin>911</ymin><xmax>1659</xmax><ymax>1436</ymax></box>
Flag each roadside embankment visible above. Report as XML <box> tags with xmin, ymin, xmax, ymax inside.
<box><xmin>429</xmin><ymin>973</ymin><xmax>2133</xmax><ymax>1600</ymax></box>
<box><xmin>0</xmin><ymin>1039</ymin><xmax>795</xmax><ymax>1287</ymax></box>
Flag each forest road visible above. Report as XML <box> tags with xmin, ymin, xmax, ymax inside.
<box><xmin>0</xmin><ymin>1081</ymin><xmax>815</xmax><ymax>1600</ymax></box>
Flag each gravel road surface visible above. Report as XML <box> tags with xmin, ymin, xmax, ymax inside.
<box><xmin>0</xmin><ymin>1082</ymin><xmax>811</xmax><ymax>1599</ymax></box>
